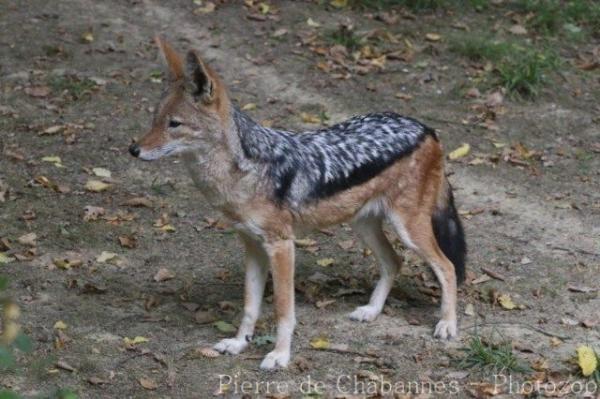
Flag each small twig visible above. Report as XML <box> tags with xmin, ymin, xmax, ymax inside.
<box><xmin>550</xmin><ymin>245</ymin><xmax>600</xmax><ymax>258</ymax></box>
<box><xmin>481</xmin><ymin>267</ymin><xmax>506</xmax><ymax>282</ymax></box>
<box><xmin>463</xmin><ymin>321</ymin><xmax>570</xmax><ymax>340</ymax></box>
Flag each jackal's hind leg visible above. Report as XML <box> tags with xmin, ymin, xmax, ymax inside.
<box><xmin>349</xmin><ymin>217</ymin><xmax>402</xmax><ymax>322</ymax></box>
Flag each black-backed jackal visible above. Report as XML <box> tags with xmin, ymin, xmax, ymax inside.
<box><xmin>129</xmin><ymin>38</ymin><xmax>467</xmax><ymax>370</ymax></box>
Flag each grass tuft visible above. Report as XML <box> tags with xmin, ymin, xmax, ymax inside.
<box><xmin>515</xmin><ymin>0</ymin><xmax>600</xmax><ymax>37</ymax></box>
<box><xmin>326</xmin><ymin>25</ymin><xmax>362</xmax><ymax>51</ymax></box>
<box><xmin>48</xmin><ymin>75</ymin><xmax>97</xmax><ymax>100</ymax></box>
<box><xmin>448</xmin><ymin>36</ymin><xmax>511</xmax><ymax>62</ymax></box>
<box><xmin>496</xmin><ymin>47</ymin><xmax>558</xmax><ymax>98</ymax></box>
<box><xmin>348</xmin><ymin>0</ymin><xmax>487</xmax><ymax>12</ymax></box>
<box><xmin>460</xmin><ymin>334</ymin><xmax>528</xmax><ymax>373</ymax></box>
<box><xmin>449</xmin><ymin>35</ymin><xmax>558</xmax><ymax>98</ymax></box>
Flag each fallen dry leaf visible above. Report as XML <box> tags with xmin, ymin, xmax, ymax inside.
<box><xmin>295</xmin><ymin>238</ymin><xmax>317</xmax><ymax>247</ymax></box>
<box><xmin>196</xmin><ymin>347</ymin><xmax>220</xmax><ymax>358</ymax></box>
<box><xmin>124</xmin><ymin>336</ymin><xmax>149</xmax><ymax>345</ymax></box>
<box><xmin>310</xmin><ymin>337</ymin><xmax>330</xmax><ymax>349</ymax></box>
<box><xmin>41</xmin><ymin>156</ymin><xmax>64</xmax><ymax>168</ymax></box>
<box><xmin>118</xmin><ymin>235</ymin><xmax>137</xmax><ymax>249</ymax></box>
<box><xmin>576</xmin><ymin>345</ymin><xmax>597</xmax><ymax>376</ymax></box>
<box><xmin>497</xmin><ymin>294</ymin><xmax>522</xmax><ymax>310</ymax></box>
<box><xmin>0</xmin><ymin>253</ymin><xmax>15</xmax><ymax>264</ymax></box>
<box><xmin>337</xmin><ymin>240</ymin><xmax>354</xmax><ymax>250</ymax></box>
<box><xmin>307</xmin><ymin>17</ymin><xmax>320</xmax><ymax>27</ymax></box>
<box><xmin>92</xmin><ymin>167</ymin><xmax>111</xmax><ymax>178</ymax></box>
<box><xmin>87</xmin><ymin>376</ymin><xmax>108</xmax><ymax>385</ymax></box>
<box><xmin>17</xmin><ymin>232</ymin><xmax>37</xmax><ymax>247</ymax></box>
<box><xmin>54</xmin><ymin>320</ymin><xmax>68</xmax><ymax>330</ymax></box>
<box><xmin>96</xmin><ymin>251</ymin><xmax>118</xmax><ymax>264</ymax></box>
<box><xmin>316</xmin><ymin>258</ymin><xmax>335</xmax><ymax>267</ymax></box>
<box><xmin>53</xmin><ymin>256</ymin><xmax>83</xmax><ymax>270</ymax></box>
<box><xmin>139</xmin><ymin>377</ymin><xmax>158</xmax><ymax>390</ymax></box>
<box><xmin>300</xmin><ymin>112</ymin><xmax>321</xmax><ymax>124</ymax></box>
<box><xmin>85</xmin><ymin>180</ymin><xmax>111</xmax><ymax>192</ymax></box>
<box><xmin>425</xmin><ymin>33</ymin><xmax>441</xmax><ymax>42</ymax></box>
<box><xmin>83</xmin><ymin>205</ymin><xmax>105</xmax><ymax>222</ymax></box>
<box><xmin>154</xmin><ymin>267</ymin><xmax>175</xmax><ymax>282</ymax></box>
<box><xmin>25</xmin><ymin>86</ymin><xmax>50</xmax><ymax>98</ymax></box>
<box><xmin>509</xmin><ymin>24</ymin><xmax>528</xmax><ymax>35</ymax></box>
<box><xmin>448</xmin><ymin>143</ymin><xmax>471</xmax><ymax>160</ymax></box>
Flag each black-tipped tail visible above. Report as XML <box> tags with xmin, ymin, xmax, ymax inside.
<box><xmin>432</xmin><ymin>185</ymin><xmax>467</xmax><ymax>284</ymax></box>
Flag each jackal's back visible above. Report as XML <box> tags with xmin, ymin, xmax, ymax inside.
<box><xmin>234</xmin><ymin>109</ymin><xmax>437</xmax><ymax>207</ymax></box>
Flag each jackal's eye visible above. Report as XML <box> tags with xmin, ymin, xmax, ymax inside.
<box><xmin>168</xmin><ymin>120</ymin><xmax>182</xmax><ymax>128</ymax></box>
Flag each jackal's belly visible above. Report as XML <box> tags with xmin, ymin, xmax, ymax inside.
<box><xmin>292</xmin><ymin>155</ymin><xmax>419</xmax><ymax>228</ymax></box>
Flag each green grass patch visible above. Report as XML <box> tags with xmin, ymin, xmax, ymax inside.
<box><xmin>348</xmin><ymin>0</ymin><xmax>487</xmax><ymax>12</ymax></box>
<box><xmin>514</xmin><ymin>0</ymin><xmax>600</xmax><ymax>37</ymax></box>
<box><xmin>48</xmin><ymin>75</ymin><xmax>98</xmax><ymax>100</ymax></box>
<box><xmin>449</xmin><ymin>35</ymin><xmax>512</xmax><ymax>62</ymax></box>
<box><xmin>326</xmin><ymin>25</ymin><xmax>362</xmax><ymax>51</ymax></box>
<box><xmin>460</xmin><ymin>334</ymin><xmax>528</xmax><ymax>373</ymax></box>
<box><xmin>496</xmin><ymin>46</ymin><xmax>559</xmax><ymax>98</ymax></box>
<box><xmin>449</xmin><ymin>35</ymin><xmax>559</xmax><ymax>98</ymax></box>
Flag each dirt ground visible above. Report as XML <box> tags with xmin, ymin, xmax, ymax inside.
<box><xmin>0</xmin><ymin>0</ymin><xmax>599</xmax><ymax>398</ymax></box>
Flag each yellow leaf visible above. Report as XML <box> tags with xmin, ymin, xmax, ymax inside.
<box><xmin>53</xmin><ymin>257</ymin><xmax>83</xmax><ymax>270</ymax></box>
<box><xmin>295</xmin><ymin>238</ymin><xmax>317</xmax><ymax>247</ymax></box>
<box><xmin>241</xmin><ymin>103</ymin><xmax>256</xmax><ymax>111</ymax></box>
<box><xmin>124</xmin><ymin>336</ymin><xmax>149</xmax><ymax>345</ymax></box>
<box><xmin>194</xmin><ymin>1</ymin><xmax>215</xmax><ymax>13</ymax></box>
<box><xmin>2</xmin><ymin>321</ymin><xmax>20</xmax><ymax>344</ymax></box>
<box><xmin>92</xmin><ymin>167</ymin><xmax>111</xmax><ymax>178</ymax></box>
<box><xmin>498</xmin><ymin>294</ymin><xmax>517</xmax><ymax>310</ymax></box>
<box><xmin>576</xmin><ymin>345</ymin><xmax>598</xmax><ymax>377</ymax></box>
<box><xmin>0</xmin><ymin>253</ymin><xmax>15</xmax><ymax>264</ymax></box>
<box><xmin>4</xmin><ymin>303</ymin><xmax>20</xmax><ymax>320</ymax></box>
<box><xmin>85</xmin><ymin>180</ymin><xmax>111</xmax><ymax>192</ymax></box>
<box><xmin>316</xmin><ymin>258</ymin><xmax>335</xmax><ymax>267</ymax></box>
<box><xmin>54</xmin><ymin>320</ymin><xmax>68</xmax><ymax>330</ymax></box>
<box><xmin>81</xmin><ymin>31</ymin><xmax>94</xmax><ymax>43</ymax></box>
<box><xmin>330</xmin><ymin>0</ymin><xmax>348</xmax><ymax>8</ymax></box>
<box><xmin>159</xmin><ymin>224</ymin><xmax>176</xmax><ymax>233</ymax></box>
<box><xmin>307</xmin><ymin>18</ymin><xmax>320</xmax><ymax>28</ymax></box>
<box><xmin>96</xmin><ymin>251</ymin><xmax>118</xmax><ymax>263</ymax></box>
<box><xmin>300</xmin><ymin>112</ymin><xmax>321</xmax><ymax>124</ymax></box>
<box><xmin>425</xmin><ymin>33</ymin><xmax>442</xmax><ymax>42</ymax></box>
<box><xmin>258</xmin><ymin>2</ymin><xmax>270</xmax><ymax>14</ymax></box>
<box><xmin>448</xmin><ymin>143</ymin><xmax>471</xmax><ymax>160</ymax></box>
<box><xmin>42</xmin><ymin>156</ymin><xmax>64</xmax><ymax>168</ymax></box>
<box><xmin>310</xmin><ymin>337</ymin><xmax>330</xmax><ymax>349</ymax></box>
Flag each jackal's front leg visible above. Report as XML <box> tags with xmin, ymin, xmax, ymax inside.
<box><xmin>214</xmin><ymin>234</ymin><xmax>268</xmax><ymax>355</ymax></box>
<box><xmin>260</xmin><ymin>239</ymin><xmax>296</xmax><ymax>370</ymax></box>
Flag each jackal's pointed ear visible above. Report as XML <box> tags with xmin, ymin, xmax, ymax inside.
<box><xmin>155</xmin><ymin>36</ymin><xmax>184</xmax><ymax>81</ymax></box>
<box><xmin>185</xmin><ymin>50</ymin><xmax>217</xmax><ymax>104</ymax></box>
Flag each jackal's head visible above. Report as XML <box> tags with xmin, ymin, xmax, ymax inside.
<box><xmin>129</xmin><ymin>37</ymin><xmax>230</xmax><ymax>161</ymax></box>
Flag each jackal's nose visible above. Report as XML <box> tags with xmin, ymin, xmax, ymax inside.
<box><xmin>129</xmin><ymin>143</ymin><xmax>140</xmax><ymax>157</ymax></box>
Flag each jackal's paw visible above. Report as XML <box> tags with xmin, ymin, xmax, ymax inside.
<box><xmin>260</xmin><ymin>350</ymin><xmax>290</xmax><ymax>370</ymax></box>
<box><xmin>348</xmin><ymin>305</ymin><xmax>380</xmax><ymax>322</ymax></box>
<box><xmin>214</xmin><ymin>338</ymin><xmax>248</xmax><ymax>355</ymax></box>
<box><xmin>433</xmin><ymin>319</ymin><xmax>457</xmax><ymax>340</ymax></box>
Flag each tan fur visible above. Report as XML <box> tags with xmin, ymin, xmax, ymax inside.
<box><xmin>135</xmin><ymin>40</ymin><xmax>460</xmax><ymax>369</ymax></box>
<box><xmin>155</xmin><ymin>36</ymin><xmax>184</xmax><ymax>81</ymax></box>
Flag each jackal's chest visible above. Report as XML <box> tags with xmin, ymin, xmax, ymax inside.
<box><xmin>182</xmin><ymin>152</ymin><xmax>257</xmax><ymax>214</ymax></box>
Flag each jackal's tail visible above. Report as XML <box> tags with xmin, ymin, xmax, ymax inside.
<box><xmin>432</xmin><ymin>179</ymin><xmax>467</xmax><ymax>284</ymax></box>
